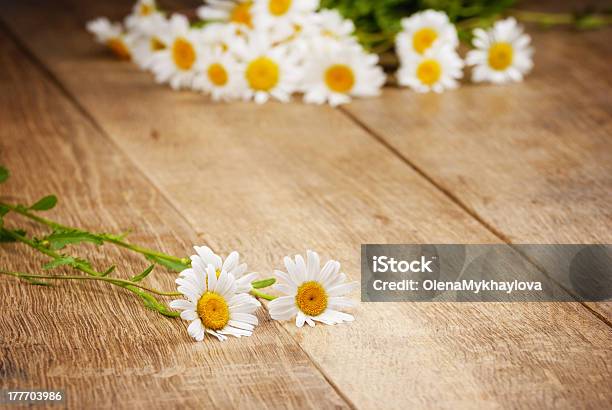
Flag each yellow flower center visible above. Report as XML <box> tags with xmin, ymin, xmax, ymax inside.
<box><xmin>150</xmin><ymin>36</ymin><xmax>165</xmax><ymax>51</ymax></box>
<box><xmin>197</xmin><ymin>291</ymin><xmax>230</xmax><ymax>330</ymax></box>
<box><xmin>416</xmin><ymin>59</ymin><xmax>442</xmax><ymax>86</ymax></box>
<box><xmin>208</xmin><ymin>63</ymin><xmax>229</xmax><ymax>86</ymax></box>
<box><xmin>488</xmin><ymin>42</ymin><xmax>513</xmax><ymax>71</ymax></box>
<box><xmin>246</xmin><ymin>57</ymin><xmax>279</xmax><ymax>91</ymax></box>
<box><xmin>324</xmin><ymin>64</ymin><xmax>355</xmax><ymax>93</ymax></box>
<box><xmin>269</xmin><ymin>0</ymin><xmax>291</xmax><ymax>16</ymax></box>
<box><xmin>106</xmin><ymin>38</ymin><xmax>131</xmax><ymax>60</ymax></box>
<box><xmin>139</xmin><ymin>3</ymin><xmax>154</xmax><ymax>16</ymax></box>
<box><xmin>412</xmin><ymin>27</ymin><xmax>437</xmax><ymax>54</ymax></box>
<box><xmin>295</xmin><ymin>281</ymin><xmax>328</xmax><ymax>317</ymax></box>
<box><xmin>230</xmin><ymin>2</ymin><xmax>253</xmax><ymax>27</ymax></box>
<box><xmin>172</xmin><ymin>37</ymin><xmax>196</xmax><ymax>71</ymax></box>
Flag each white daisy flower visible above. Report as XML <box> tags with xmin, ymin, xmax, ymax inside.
<box><xmin>197</xmin><ymin>0</ymin><xmax>254</xmax><ymax>28</ymax></box>
<box><xmin>395</xmin><ymin>10</ymin><xmax>458</xmax><ymax>58</ymax></box>
<box><xmin>302</xmin><ymin>41</ymin><xmax>385</xmax><ymax>106</ymax></box>
<box><xmin>233</xmin><ymin>31</ymin><xmax>301</xmax><ymax>103</ymax></box>
<box><xmin>466</xmin><ymin>17</ymin><xmax>534</xmax><ymax>84</ymax></box>
<box><xmin>86</xmin><ymin>17</ymin><xmax>133</xmax><ymax>60</ymax></box>
<box><xmin>269</xmin><ymin>250</ymin><xmax>358</xmax><ymax>327</ymax></box>
<box><xmin>193</xmin><ymin>47</ymin><xmax>245</xmax><ymax>101</ymax></box>
<box><xmin>184</xmin><ymin>245</ymin><xmax>259</xmax><ymax>294</ymax></box>
<box><xmin>129</xmin><ymin>13</ymin><xmax>169</xmax><ymax>70</ymax></box>
<box><xmin>170</xmin><ymin>262</ymin><xmax>260</xmax><ymax>342</ymax></box>
<box><xmin>252</xmin><ymin>0</ymin><xmax>319</xmax><ymax>35</ymax></box>
<box><xmin>311</xmin><ymin>9</ymin><xmax>355</xmax><ymax>41</ymax></box>
<box><xmin>150</xmin><ymin>14</ymin><xmax>204</xmax><ymax>89</ymax></box>
<box><xmin>397</xmin><ymin>44</ymin><xmax>463</xmax><ymax>93</ymax></box>
<box><xmin>125</xmin><ymin>0</ymin><xmax>162</xmax><ymax>33</ymax></box>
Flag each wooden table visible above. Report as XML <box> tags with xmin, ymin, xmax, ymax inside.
<box><xmin>0</xmin><ymin>0</ymin><xmax>610</xmax><ymax>408</ymax></box>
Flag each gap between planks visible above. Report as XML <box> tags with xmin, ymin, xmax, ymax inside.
<box><xmin>0</xmin><ymin>18</ymin><xmax>360</xmax><ymax>410</ymax></box>
<box><xmin>338</xmin><ymin>106</ymin><xmax>612</xmax><ymax>329</ymax></box>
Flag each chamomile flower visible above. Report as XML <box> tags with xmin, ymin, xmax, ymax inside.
<box><xmin>193</xmin><ymin>47</ymin><xmax>244</xmax><ymax>101</ymax></box>
<box><xmin>311</xmin><ymin>9</ymin><xmax>356</xmax><ymax>42</ymax></box>
<box><xmin>269</xmin><ymin>250</ymin><xmax>358</xmax><ymax>327</ymax></box>
<box><xmin>252</xmin><ymin>0</ymin><xmax>319</xmax><ymax>35</ymax></box>
<box><xmin>302</xmin><ymin>41</ymin><xmax>385</xmax><ymax>106</ymax></box>
<box><xmin>395</xmin><ymin>10</ymin><xmax>458</xmax><ymax>58</ymax></box>
<box><xmin>184</xmin><ymin>246</ymin><xmax>259</xmax><ymax>294</ymax></box>
<box><xmin>466</xmin><ymin>17</ymin><xmax>534</xmax><ymax>84</ymax></box>
<box><xmin>234</xmin><ymin>32</ymin><xmax>301</xmax><ymax>103</ymax></box>
<box><xmin>197</xmin><ymin>0</ymin><xmax>254</xmax><ymax>28</ymax></box>
<box><xmin>397</xmin><ymin>44</ymin><xmax>463</xmax><ymax>93</ymax></box>
<box><xmin>171</xmin><ymin>262</ymin><xmax>260</xmax><ymax>342</ymax></box>
<box><xmin>125</xmin><ymin>0</ymin><xmax>162</xmax><ymax>33</ymax></box>
<box><xmin>129</xmin><ymin>13</ymin><xmax>169</xmax><ymax>70</ymax></box>
<box><xmin>150</xmin><ymin>14</ymin><xmax>204</xmax><ymax>89</ymax></box>
<box><xmin>86</xmin><ymin>17</ymin><xmax>133</xmax><ymax>60</ymax></box>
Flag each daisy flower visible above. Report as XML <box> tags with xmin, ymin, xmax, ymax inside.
<box><xmin>125</xmin><ymin>0</ymin><xmax>163</xmax><ymax>33</ymax></box>
<box><xmin>197</xmin><ymin>0</ymin><xmax>254</xmax><ymax>28</ymax></box>
<box><xmin>269</xmin><ymin>250</ymin><xmax>358</xmax><ymax>327</ymax></box>
<box><xmin>129</xmin><ymin>13</ymin><xmax>169</xmax><ymax>70</ymax></box>
<box><xmin>193</xmin><ymin>47</ymin><xmax>245</xmax><ymax>101</ymax></box>
<box><xmin>466</xmin><ymin>17</ymin><xmax>534</xmax><ymax>84</ymax></box>
<box><xmin>150</xmin><ymin>14</ymin><xmax>204</xmax><ymax>89</ymax></box>
<box><xmin>252</xmin><ymin>0</ymin><xmax>319</xmax><ymax>36</ymax></box>
<box><xmin>170</xmin><ymin>262</ymin><xmax>260</xmax><ymax>342</ymax></box>
<box><xmin>233</xmin><ymin>31</ymin><xmax>301</xmax><ymax>103</ymax></box>
<box><xmin>185</xmin><ymin>245</ymin><xmax>259</xmax><ymax>294</ymax></box>
<box><xmin>86</xmin><ymin>17</ymin><xmax>133</xmax><ymax>60</ymax></box>
<box><xmin>397</xmin><ymin>44</ymin><xmax>463</xmax><ymax>93</ymax></box>
<box><xmin>302</xmin><ymin>41</ymin><xmax>385</xmax><ymax>106</ymax></box>
<box><xmin>311</xmin><ymin>9</ymin><xmax>356</xmax><ymax>42</ymax></box>
<box><xmin>395</xmin><ymin>10</ymin><xmax>458</xmax><ymax>58</ymax></box>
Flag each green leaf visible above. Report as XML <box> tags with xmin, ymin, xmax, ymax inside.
<box><xmin>251</xmin><ymin>278</ymin><xmax>276</xmax><ymax>289</ymax></box>
<box><xmin>45</xmin><ymin>228</ymin><xmax>103</xmax><ymax>250</ymax></box>
<box><xmin>43</xmin><ymin>256</ymin><xmax>77</xmax><ymax>270</ymax></box>
<box><xmin>145</xmin><ymin>254</ymin><xmax>190</xmax><ymax>272</ymax></box>
<box><xmin>0</xmin><ymin>228</ymin><xmax>26</xmax><ymax>243</ymax></box>
<box><xmin>0</xmin><ymin>204</ymin><xmax>9</xmax><ymax>217</ymax></box>
<box><xmin>0</xmin><ymin>166</ymin><xmax>8</xmax><ymax>184</ymax></box>
<box><xmin>30</xmin><ymin>195</ymin><xmax>57</xmax><ymax>211</ymax></box>
<box><xmin>131</xmin><ymin>264</ymin><xmax>155</xmax><ymax>282</ymax></box>
<box><xmin>101</xmin><ymin>265</ymin><xmax>116</xmax><ymax>277</ymax></box>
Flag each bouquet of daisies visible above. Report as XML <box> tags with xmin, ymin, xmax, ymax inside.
<box><xmin>87</xmin><ymin>0</ymin><xmax>537</xmax><ymax>105</ymax></box>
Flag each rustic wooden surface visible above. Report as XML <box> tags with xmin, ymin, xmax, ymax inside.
<box><xmin>0</xmin><ymin>0</ymin><xmax>611</xmax><ymax>409</ymax></box>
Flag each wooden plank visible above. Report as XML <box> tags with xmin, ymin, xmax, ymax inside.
<box><xmin>0</xmin><ymin>28</ymin><xmax>349</xmax><ymax>410</ymax></box>
<box><xmin>2</xmin><ymin>0</ymin><xmax>612</xmax><ymax>408</ymax></box>
<box><xmin>341</xmin><ymin>24</ymin><xmax>612</xmax><ymax>318</ymax></box>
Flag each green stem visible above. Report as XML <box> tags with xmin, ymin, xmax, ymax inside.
<box><xmin>250</xmin><ymin>289</ymin><xmax>277</xmax><ymax>301</ymax></box>
<box><xmin>0</xmin><ymin>269</ymin><xmax>181</xmax><ymax>297</ymax></box>
<box><xmin>1</xmin><ymin>202</ymin><xmax>189</xmax><ymax>266</ymax></box>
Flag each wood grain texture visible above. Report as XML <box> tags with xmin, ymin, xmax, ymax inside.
<box><xmin>341</xmin><ymin>22</ymin><xmax>612</xmax><ymax>318</ymax></box>
<box><xmin>1</xmin><ymin>0</ymin><xmax>611</xmax><ymax>409</ymax></box>
<box><xmin>0</xmin><ymin>28</ymin><xmax>348</xmax><ymax>410</ymax></box>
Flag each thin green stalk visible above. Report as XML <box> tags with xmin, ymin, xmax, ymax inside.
<box><xmin>0</xmin><ymin>201</ymin><xmax>189</xmax><ymax>266</ymax></box>
<box><xmin>0</xmin><ymin>269</ymin><xmax>181</xmax><ymax>297</ymax></box>
<box><xmin>250</xmin><ymin>289</ymin><xmax>277</xmax><ymax>301</ymax></box>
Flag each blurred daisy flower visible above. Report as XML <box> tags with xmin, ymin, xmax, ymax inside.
<box><xmin>150</xmin><ymin>14</ymin><xmax>204</xmax><ymax>89</ymax></box>
<box><xmin>129</xmin><ymin>13</ymin><xmax>168</xmax><ymax>70</ymax></box>
<box><xmin>466</xmin><ymin>17</ymin><xmax>534</xmax><ymax>84</ymax></box>
<box><xmin>194</xmin><ymin>47</ymin><xmax>245</xmax><ymax>101</ymax></box>
<box><xmin>171</xmin><ymin>261</ymin><xmax>260</xmax><ymax>342</ymax></box>
<box><xmin>252</xmin><ymin>0</ymin><xmax>319</xmax><ymax>33</ymax></box>
<box><xmin>86</xmin><ymin>17</ymin><xmax>133</xmax><ymax>60</ymax></box>
<box><xmin>269</xmin><ymin>250</ymin><xmax>358</xmax><ymax>327</ymax></box>
<box><xmin>396</xmin><ymin>10</ymin><xmax>458</xmax><ymax>58</ymax></box>
<box><xmin>234</xmin><ymin>32</ymin><xmax>301</xmax><ymax>103</ymax></box>
<box><xmin>197</xmin><ymin>0</ymin><xmax>254</xmax><ymax>28</ymax></box>
<box><xmin>302</xmin><ymin>42</ymin><xmax>385</xmax><ymax>106</ymax></box>
<box><xmin>125</xmin><ymin>0</ymin><xmax>163</xmax><ymax>33</ymax></box>
<box><xmin>397</xmin><ymin>44</ymin><xmax>464</xmax><ymax>93</ymax></box>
